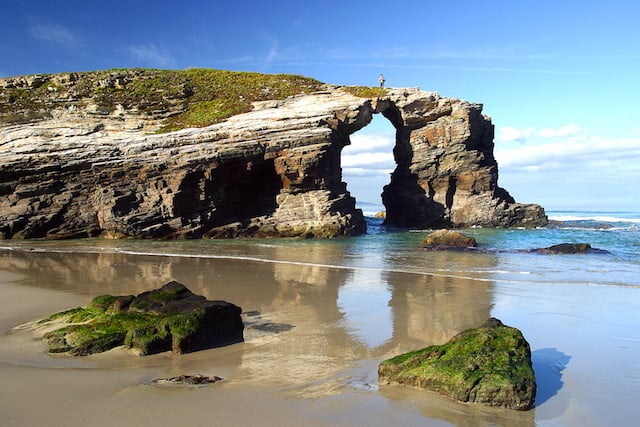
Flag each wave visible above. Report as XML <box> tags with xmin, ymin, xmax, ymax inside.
<box><xmin>549</xmin><ymin>214</ymin><xmax>640</xmax><ymax>223</ymax></box>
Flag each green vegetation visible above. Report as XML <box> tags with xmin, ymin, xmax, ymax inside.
<box><xmin>159</xmin><ymin>68</ymin><xmax>324</xmax><ymax>132</ymax></box>
<box><xmin>0</xmin><ymin>68</ymin><xmax>324</xmax><ymax>130</ymax></box>
<box><xmin>38</xmin><ymin>282</ymin><xmax>243</xmax><ymax>356</ymax></box>
<box><xmin>378</xmin><ymin>318</ymin><xmax>536</xmax><ymax>410</ymax></box>
<box><xmin>42</xmin><ymin>303</ymin><xmax>161</xmax><ymax>355</ymax></box>
<box><xmin>343</xmin><ymin>85</ymin><xmax>388</xmax><ymax>98</ymax></box>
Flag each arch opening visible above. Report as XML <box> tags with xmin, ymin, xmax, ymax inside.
<box><xmin>341</xmin><ymin>113</ymin><xmax>396</xmax><ymax>218</ymax></box>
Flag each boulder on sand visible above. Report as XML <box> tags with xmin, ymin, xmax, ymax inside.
<box><xmin>40</xmin><ymin>281</ymin><xmax>243</xmax><ymax>356</ymax></box>
<box><xmin>378</xmin><ymin>318</ymin><xmax>536</xmax><ymax>410</ymax></box>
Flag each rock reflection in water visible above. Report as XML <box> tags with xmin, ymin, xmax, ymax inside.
<box><xmin>380</xmin><ymin>385</ymin><xmax>535</xmax><ymax>427</ymax></box>
<box><xmin>0</xmin><ymin>243</ymin><xmax>497</xmax><ymax>396</ymax></box>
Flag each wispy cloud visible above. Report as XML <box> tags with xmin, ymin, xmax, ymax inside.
<box><xmin>262</xmin><ymin>36</ymin><xmax>279</xmax><ymax>71</ymax></box>
<box><xmin>495</xmin><ymin>125</ymin><xmax>640</xmax><ymax>172</ymax></box>
<box><xmin>214</xmin><ymin>42</ymin><xmax>601</xmax><ymax>77</ymax></box>
<box><xmin>127</xmin><ymin>43</ymin><xmax>174</xmax><ymax>68</ymax></box>
<box><xmin>498</xmin><ymin>127</ymin><xmax>535</xmax><ymax>143</ymax></box>
<box><xmin>538</xmin><ymin>124</ymin><xmax>583</xmax><ymax>139</ymax></box>
<box><xmin>28</xmin><ymin>18</ymin><xmax>80</xmax><ymax>48</ymax></box>
<box><xmin>498</xmin><ymin>124</ymin><xmax>583</xmax><ymax>144</ymax></box>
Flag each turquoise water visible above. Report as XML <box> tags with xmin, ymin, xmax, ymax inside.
<box><xmin>2</xmin><ymin>209</ymin><xmax>638</xmax><ymax>295</ymax></box>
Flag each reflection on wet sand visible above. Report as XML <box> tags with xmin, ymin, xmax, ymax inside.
<box><xmin>0</xmin><ymin>243</ymin><xmax>529</xmax><ymax>426</ymax></box>
<box><xmin>379</xmin><ymin>385</ymin><xmax>535</xmax><ymax>427</ymax></box>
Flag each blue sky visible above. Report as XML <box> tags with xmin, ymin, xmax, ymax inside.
<box><xmin>2</xmin><ymin>1</ymin><xmax>639</xmax><ymax>212</ymax></box>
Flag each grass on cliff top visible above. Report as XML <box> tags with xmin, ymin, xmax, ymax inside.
<box><xmin>160</xmin><ymin>68</ymin><xmax>325</xmax><ymax>132</ymax></box>
<box><xmin>0</xmin><ymin>68</ymin><xmax>324</xmax><ymax>131</ymax></box>
<box><xmin>343</xmin><ymin>86</ymin><xmax>388</xmax><ymax>98</ymax></box>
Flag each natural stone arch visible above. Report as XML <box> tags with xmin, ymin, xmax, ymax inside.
<box><xmin>333</xmin><ymin>95</ymin><xmax>459</xmax><ymax>230</ymax></box>
<box><xmin>0</xmin><ymin>82</ymin><xmax>547</xmax><ymax>240</ymax></box>
<box><xmin>336</xmin><ymin>99</ymin><xmax>446</xmax><ymax>228</ymax></box>
<box><xmin>332</xmin><ymin>89</ymin><xmax>546</xmax><ymax>231</ymax></box>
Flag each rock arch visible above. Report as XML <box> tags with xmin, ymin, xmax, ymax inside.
<box><xmin>330</xmin><ymin>89</ymin><xmax>547</xmax><ymax>232</ymax></box>
<box><xmin>0</xmin><ymin>86</ymin><xmax>546</xmax><ymax>239</ymax></box>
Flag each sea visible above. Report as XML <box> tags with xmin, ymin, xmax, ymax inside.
<box><xmin>1</xmin><ymin>209</ymin><xmax>639</xmax><ymax>426</ymax></box>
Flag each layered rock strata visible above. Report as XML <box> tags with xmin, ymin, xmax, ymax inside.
<box><xmin>0</xmin><ymin>71</ymin><xmax>546</xmax><ymax>239</ymax></box>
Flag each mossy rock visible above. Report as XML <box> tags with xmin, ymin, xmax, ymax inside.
<box><xmin>422</xmin><ymin>229</ymin><xmax>478</xmax><ymax>250</ymax></box>
<box><xmin>41</xmin><ymin>281</ymin><xmax>243</xmax><ymax>356</ymax></box>
<box><xmin>378</xmin><ymin>318</ymin><xmax>536</xmax><ymax>410</ymax></box>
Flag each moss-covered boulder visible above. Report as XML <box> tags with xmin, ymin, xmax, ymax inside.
<box><xmin>378</xmin><ymin>318</ymin><xmax>536</xmax><ymax>410</ymax></box>
<box><xmin>40</xmin><ymin>281</ymin><xmax>243</xmax><ymax>356</ymax></box>
<box><xmin>422</xmin><ymin>229</ymin><xmax>478</xmax><ymax>250</ymax></box>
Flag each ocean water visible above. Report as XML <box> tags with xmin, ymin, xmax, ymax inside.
<box><xmin>1</xmin><ymin>209</ymin><xmax>639</xmax><ymax>426</ymax></box>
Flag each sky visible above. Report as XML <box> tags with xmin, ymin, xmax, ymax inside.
<box><xmin>2</xmin><ymin>0</ymin><xmax>639</xmax><ymax>213</ymax></box>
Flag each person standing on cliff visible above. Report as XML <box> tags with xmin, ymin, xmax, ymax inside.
<box><xmin>379</xmin><ymin>74</ymin><xmax>385</xmax><ymax>88</ymax></box>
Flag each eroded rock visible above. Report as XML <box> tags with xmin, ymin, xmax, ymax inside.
<box><xmin>40</xmin><ymin>281</ymin><xmax>243</xmax><ymax>356</ymax></box>
<box><xmin>378</xmin><ymin>318</ymin><xmax>536</xmax><ymax>410</ymax></box>
<box><xmin>0</xmin><ymin>70</ymin><xmax>547</xmax><ymax>239</ymax></box>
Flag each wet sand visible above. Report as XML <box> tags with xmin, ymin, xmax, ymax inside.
<box><xmin>0</xmin><ymin>247</ymin><xmax>637</xmax><ymax>426</ymax></box>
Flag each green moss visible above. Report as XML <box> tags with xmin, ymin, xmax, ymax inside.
<box><xmin>379</xmin><ymin>318</ymin><xmax>536</xmax><ymax>410</ymax></box>
<box><xmin>164</xmin><ymin>311</ymin><xmax>202</xmax><ymax>340</ymax></box>
<box><xmin>37</xmin><ymin>282</ymin><xmax>242</xmax><ymax>356</ymax></box>
<box><xmin>39</xmin><ymin>307</ymin><xmax>86</xmax><ymax>323</ymax></box>
<box><xmin>343</xmin><ymin>86</ymin><xmax>388</xmax><ymax>98</ymax></box>
<box><xmin>86</xmin><ymin>294</ymin><xmax>119</xmax><ymax>311</ymax></box>
<box><xmin>42</xmin><ymin>299</ymin><xmax>168</xmax><ymax>355</ymax></box>
<box><xmin>44</xmin><ymin>323</ymin><xmax>128</xmax><ymax>355</ymax></box>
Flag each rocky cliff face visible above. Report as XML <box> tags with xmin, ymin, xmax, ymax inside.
<box><xmin>0</xmin><ymin>70</ymin><xmax>546</xmax><ymax>239</ymax></box>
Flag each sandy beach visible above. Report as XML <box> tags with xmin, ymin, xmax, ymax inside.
<box><xmin>1</xmin><ymin>241</ymin><xmax>638</xmax><ymax>426</ymax></box>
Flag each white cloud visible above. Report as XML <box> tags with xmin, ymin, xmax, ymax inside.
<box><xmin>341</xmin><ymin>133</ymin><xmax>395</xmax><ymax>175</ymax></box>
<box><xmin>497</xmin><ymin>124</ymin><xmax>584</xmax><ymax>145</ymax></box>
<box><xmin>345</xmin><ymin>133</ymin><xmax>394</xmax><ymax>153</ymax></box>
<box><xmin>495</xmin><ymin>126</ymin><xmax>640</xmax><ymax>172</ymax></box>
<box><xmin>538</xmin><ymin>124</ymin><xmax>582</xmax><ymax>139</ymax></box>
<box><xmin>343</xmin><ymin>167</ymin><xmax>393</xmax><ymax>177</ymax></box>
<box><xmin>495</xmin><ymin>125</ymin><xmax>640</xmax><ymax>210</ymax></box>
<box><xmin>498</xmin><ymin>127</ymin><xmax>534</xmax><ymax>143</ymax></box>
<box><xmin>341</xmin><ymin>152</ymin><xmax>395</xmax><ymax>169</ymax></box>
<box><xmin>127</xmin><ymin>43</ymin><xmax>174</xmax><ymax>67</ymax></box>
<box><xmin>28</xmin><ymin>19</ymin><xmax>79</xmax><ymax>48</ymax></box>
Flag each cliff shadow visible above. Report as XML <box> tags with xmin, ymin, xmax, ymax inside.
<box><xmin>173</xmin><ymin>157</ymin><xmax>282</xmax><ymax>236</ymax></box>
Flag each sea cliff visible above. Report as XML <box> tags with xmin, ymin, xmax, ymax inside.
<box><xmin>0</xmin><ymin>69</ymin><xmax>546</xmax><ymax>239</ymax></box>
